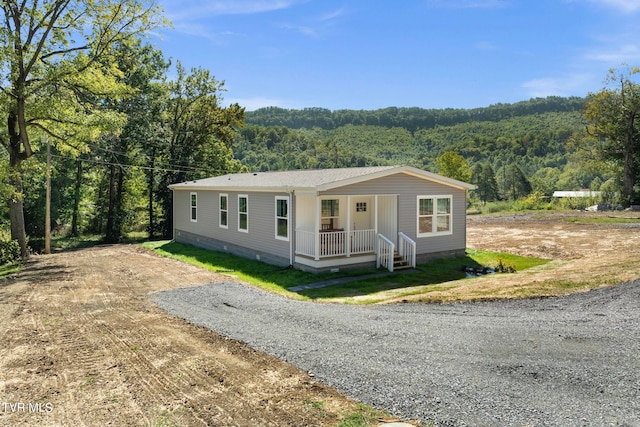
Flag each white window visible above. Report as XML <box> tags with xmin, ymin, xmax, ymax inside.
<box><xmin>321</xmin><ymin>199</ymin><xmax>340</xmax><ymax>230</ymax></box>
<box><xmin>190</xmin><ymin>192</ymin><xmax>197</xmax><ymax>222</ymax></box>
<box><xmin>417</xmin><ymin>196</ymin><xmax>452</xmax><ymax>237</ymax></box>
<box><xmin>356</xmin><ymin>202</ymin><xmax>367</xmax><ymax>212</ymax></box>
<box><xmin>219</xmin><ymin>194</ymin><xmax>228</xmax><ymax>228</ymax></box>
<box><xmin>238</xmin><ymin>195</ymin><xmax>248</xmax><ymax>232</ymax></box>
<box><xmin>275</xmin><ymin>196</ymin><xmax>289</xmax><ymax>241</ymax></box>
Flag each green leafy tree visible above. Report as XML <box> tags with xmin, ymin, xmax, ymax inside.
<box><xmin>157</xmin><ymin>63</ymin><xmax>246</xmax><ymax>238</ymax></box>
<box><xmin>584</xmin><ymin>65</ymin><xmax>640</xmax><ymax>206</ymax></box>
<box><xmin>502</xmin><ymin>164</ymin><xmax>532</xmax><ymax>200</ymax></box>
<box><xmin>530</xmin><ymin>167</ymin><xmax>561</xmax><ymax>196</ymax></box>
<box><xmin>434</xmin><ymin>151</ymin><xmax>472</xmax><ymax>183</ymax></box>
<box><xmin>0</xmin><ymin>0</ymin><xmax>165</xmax><ymax>257</ymax></box>
<box><xmin>472</xmin><ymin>162</ymin><xmax>499</xmax><ymax>202</ymax></box>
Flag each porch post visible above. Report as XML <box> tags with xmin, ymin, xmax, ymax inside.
<box><xmin>314</xmin><ymin>195</ymin><xmax>320</xmax><ymax>261</ymax></box>
<box><xmin>346</xmin><ymin>195</ymin><xmax>351</xmax><ymax>257</ymax></box>
<box><xmin>374</xmin><ymin>195</ymin><xmax>379</xmax><ymax>254</ymax></box>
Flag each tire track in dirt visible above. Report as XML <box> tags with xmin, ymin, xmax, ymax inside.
<box><xmin>1</xmin><ymin>245</ymin><xmax>360</xmax><ymax>427</ymax></box>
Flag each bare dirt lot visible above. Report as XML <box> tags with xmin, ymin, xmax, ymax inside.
<box><xmin>1</xmin><ymin>211</ymin><xmax>639</xmax><ymax>426</ymax></box>
<box><xmin>0</xmin><ymin>246</ymin><xmax>363</xmax><ymax>426</ymax></box>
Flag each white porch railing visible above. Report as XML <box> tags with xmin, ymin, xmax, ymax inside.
<box><xmin>295</xmin><ymin>229</ymin><xmax>376</xmax><ymax>259</ymax></box>
<box><xmin>320</xmin><ymin>230</ymin><xmax>347</xmax><ymax>257</ymax></box>
<box><xmin>398</xmin><ymin>232</ymin><xmax>416</xmax><ymax>268</ymax></box>
<box><xmin>295</xmin><ymin>229</ymin><xmax>316</xmax><ymax>257</ymax></box>
<box><xmin>350</xmin><ymin>229</ymin><xmax>376</xmax><ymax>255</ymax></box>
<box><xmin>376</xmin><ymin>233</ymin><xmax>395</xmax><ymax>272</ymax></box>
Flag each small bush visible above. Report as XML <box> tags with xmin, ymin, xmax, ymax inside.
<box><xmin>0</xmin><ymin>238</ymin><xmax>21</xmax><ymax>265</ymax></box>
<box><xmin>494</xmin><ymin>258</ymin><xmax>516</xmax><ymax>273</ymax></box>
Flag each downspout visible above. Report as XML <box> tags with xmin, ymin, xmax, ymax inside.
<box><xmin>171</xmin><ymin>187</ymin><xmax>176</xmax><ymax>241</ymax></box>
<box><xmin>290</xmin><ymin>190</ymin><xmax>295</xmax><ymax>267</ymax></box>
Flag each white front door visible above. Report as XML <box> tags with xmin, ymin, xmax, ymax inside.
<box><xmin>350</xmin><ymin>196</ymin><xmax>373</xmax><ymax>230</ymax></box>
<box><xmin>377</xmin><ymin>195</ymin><xmax>398</xmax><ymax>245</ymax></box>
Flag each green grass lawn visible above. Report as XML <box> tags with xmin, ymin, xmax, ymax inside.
<box><xmin>564</xmin><ymin>215</ymin><xmax>640</xmax><ymax>224</ymax></box>
<box><xmin>141</xmin><ymin>240</ymin><xmax>550</xmax><ymax>304</ymax></box>
<box><xmin>0</xmin><ymin>262</ymin><xmax>21</xmax><ymax>279</ymax></box>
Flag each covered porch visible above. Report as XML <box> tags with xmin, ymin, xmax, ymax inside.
<box><xmin>293</xmin><ymin>194</ymin><xmax>415</xmax><ymax>271</ymax></box>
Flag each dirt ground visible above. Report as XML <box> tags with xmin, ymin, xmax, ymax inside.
<box><xmin>0</xmin><ymin>246</ymin><xmax>364</xmax><ymax>426</ymax></box>
<box><xmin>460</xmin><ymin>210</ymin><xmax>640</xmax><ymax>301</ymax></box>
<box><xmin>1</xmin><ymin>211</ymin><xmax>639</xmax><ymax>426</ymax></box>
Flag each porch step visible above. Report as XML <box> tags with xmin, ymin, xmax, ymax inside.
<box><xmin>393</xmin><ymin>252</ymin><xmax>412</xmax><ymax>270</ymax></box>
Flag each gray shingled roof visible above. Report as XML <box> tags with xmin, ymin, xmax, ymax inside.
<box><xmin>169</xmin><ymin>165</ymin><xmax>475</xmax><ymax>191</ymax></box>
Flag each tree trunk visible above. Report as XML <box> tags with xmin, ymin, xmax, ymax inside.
<box><xmin>8</xmin><ymin>172</ymin><xmax>28</xmax><ymax>259</ymax></box>
<box><xmin>623</xmin><ymin>139</ymin><xmax>636</xmax><ymax>206</ymax></box>
<box><xmin>7</xmin><ymin>111</ymin><xmax>29</xmax><ymax>259</ymax></box>
<box><xmin>147</xmin><ymin>147</ymin><xmax>155</xmax><ymax>238</ymax></box>
<box><xmin>105</xmin><ymin>163</ymin><xmax>118</xmax><ymax>243</ymax></box>
<box><xmin>71</xmin><ymin>159</ymin><xmax>82</xmax><ymax>236</ymax></box>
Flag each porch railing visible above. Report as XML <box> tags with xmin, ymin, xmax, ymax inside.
<box><xmin>350</xmin><ymin>229</ymin><xmax>376</xmax><ymax>255</ymax></box>
<box><xmin>295</xmin><ymin>229</ymin><xmax>376</xmax><ymax>258</ymax></box>
<box><xmin>295</xmin><ymin>229</ymin><xmax>316</xmax><ymax>257</ymax></box>
<box><xmin>376</xmin><ymin>233</ymin><xmax>395</xmax><ymax>272</ymax></box>
<box><xmin>398</xmin><ymin>232</ymin><xmax>416</xmax><ymax>268</ymax></box>
<box><xmin>320</xmin><ymin>230</ymin><xmax>347</xmax><ymax>257</ymax></box>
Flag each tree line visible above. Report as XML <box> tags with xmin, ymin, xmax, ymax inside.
<box><xmin>245</xmin><ymin>96</ymin><xmax>587</xmax><ymax>131</ymax></box>
<box><xmin>1</xmin><ymin>1</ymin><xmax>639</xmax><ymax>262</ymax></box>
<box><xmin>0</xmin><ymin>1</ymin><xmax>244</xmax><ymax>259</ymax></box>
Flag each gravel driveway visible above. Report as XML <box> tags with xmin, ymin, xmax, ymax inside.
<box><xmin>151</xmin><ymin>280</ymin><xmax>640</xmax><ymax>426</ymax></box>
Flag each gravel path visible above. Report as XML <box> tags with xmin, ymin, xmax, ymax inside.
<box><xmin>151</xmin><ymin>280</ymin><xmax>640</xmax><ymax>426</ymax></box>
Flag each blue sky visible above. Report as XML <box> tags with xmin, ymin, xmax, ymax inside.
<box><xmin>154</xmin><ymin>0</ymin><xmax>640</xmax><ymax>111</ymax></box>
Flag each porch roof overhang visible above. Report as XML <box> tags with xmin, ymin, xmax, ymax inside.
<box><xmin>168</xmin><ymin>165</ymin><xmax>476</xmax><ymax>193</ymax></box>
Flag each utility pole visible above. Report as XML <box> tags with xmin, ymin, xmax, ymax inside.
<box><xmin>45</xmin><ymin>138</ymin><xmax>51</xmax><ymax>254</ymax></box>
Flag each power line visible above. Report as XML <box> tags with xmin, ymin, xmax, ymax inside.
<box><xmin>49</xmin><ymin>153</ymin><xmax>242</xmax><ymax>176</ymax></box>
<box><xmin>84</xmin><ymin>142</ymin><xmax>243</xmax><ymax>175</ymax></box>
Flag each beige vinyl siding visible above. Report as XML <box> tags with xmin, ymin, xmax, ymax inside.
<box><xmin>295</xmin><ymin>195</ymin><xmax>316</xmax><ymax>231</ymax></box>
<box><xmin>173</xmin><ymin>189</ymin><xmax>291</xmax><ymax>260</ymax></box>
<box><xmin>320</xmin><ymin>173</ymin><xmax>467</xmax><ymax>255</ymax></box>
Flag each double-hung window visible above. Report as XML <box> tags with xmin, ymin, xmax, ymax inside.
<box><xmin>417</xmin><ymin>196</ymin><xmax>452</xmax><ymax>237</ymax></box>
<box><xmin>238</xmin><ymin>195</ymin><xmax>248</xmax><ymax>232</ymax></box>
<box><xmin>275</xmin><ymin>196</ymin><xmax>289</xmax><ymax>241</ymax></box>
<box><xmin>321</xmin><ymin>199</ymin><xmax>339</xmax><ymax>230</ymax></box>
<box><xmin>219</xmin><ymin>194</ymin><xmax>228</xmax><ymax>228</ymax></box>
<box><xmin>190</xmin><ymin>192</ymin><xmax>197</xmax><ymax>222</ymax></box>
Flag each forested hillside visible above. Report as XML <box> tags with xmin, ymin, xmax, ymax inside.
<box><xmin>234</xmin><ymin>97</ymin><xmax>608</xmax><ymax>201</ymax></box>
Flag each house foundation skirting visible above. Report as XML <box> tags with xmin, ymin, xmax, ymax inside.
<box><xmin>416</xmin><ymin>249</ymin><xmax>466</xmax><ymax>264</ymax></box>
<box><xmin>174</xmin><ymin>229</ymin><xmax>291</xmax><ymax>268</ymax></box>
<box><xmin>294</xmin><ymin>254</ymin><xmax>377</xmax><ymax>273</ymax></box>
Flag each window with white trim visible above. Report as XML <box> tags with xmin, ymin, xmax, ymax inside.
<box><xmin>275</xmin><ymin>196</ymin><xmax>289</xmax><ymax>241</ymax></box>
<box><xmin>190</xmin><ymin>192</ymin><xmax>197</xmax><ymax>222</ymax></box>
<box><xmin>321</xmin><ymin>199</ymin><xmax>339</xmax><ymax>230</ymax></box>
<box><xmin>219</xmin><ymin>194</ymin><xmax>228</xmax><ymax>228</ymax></box>
<box><xmin>417</xmin><ymin>196</ymin><xmax>452</xmax><ymax>237</ymax></box>
<box><xmin>238</xmin><ymin>195</ymin><xmax>248</xmax><ymax>232</ymax></box>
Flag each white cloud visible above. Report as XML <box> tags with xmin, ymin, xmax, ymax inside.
<box><xmin>278</xmin><ymin>7</ymin><xmax>347</xmax><ymax>38</ymax></box>
<box><xmin>427</xmin><ymin>0</ymin><xmax>509</xmax><ymax>9</ymax></box>
<box><xmin>278</xmin><ymin>23</ymin><xmax>318</xmax><ymax>37</ymax></box>
<box><xmin>586</xmin><ymin>0</ymin><xmax>640</xmax><ymax>12</ymax></box>
<box><xmin>165</xmin><ymin>22</ymin><xmax>243</xmax><ymax>45</ymax></box>
<box><xmin>320</xmin><ymin>7</ymin><xmax>347</xmax><ymax>21</ymax></box>
<box><xmin>163</xmin><ymin>0</ymin><xmax>302</xmax><ymax>20</ymax></box>
<box><xmin>522</xmin><ymin>74</ymin><xmax>593</xmax><ymax>98</ymax></box>
<box><xmin>475</xmin><ymin>41</ymin><xmax>498</xmax><ymax>51</ymax></box>
<box><xmin>585</xmin><ymin>44</ymin><xmax>640</xmax><ymax>63</ymax></box>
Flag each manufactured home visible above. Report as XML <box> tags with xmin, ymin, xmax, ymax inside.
<box><xmin>170</xmin><ymin>166</ymin><xmax>476</xmax><ymax>272</ymax></box>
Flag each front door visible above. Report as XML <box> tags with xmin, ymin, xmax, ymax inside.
<box><xmin>377</xmin><ymin>195</ymin><xmax>398</xmax><ymax>245</ymax></box>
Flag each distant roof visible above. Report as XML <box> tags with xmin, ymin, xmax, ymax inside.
<box><xmin>169</xmin><ymin>165</ymin><xmax>476</xmax><ymax>192</ymax></box>
<box><xmin>553</xmin><ymin>191</ymin><xmax>601</xmax><ymax>198</ymax></box>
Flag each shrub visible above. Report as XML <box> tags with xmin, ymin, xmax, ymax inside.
<box><xmin>0</xmin><ymin>238</ymin><xmax>21</xmax><ymax>265</ymax></box>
